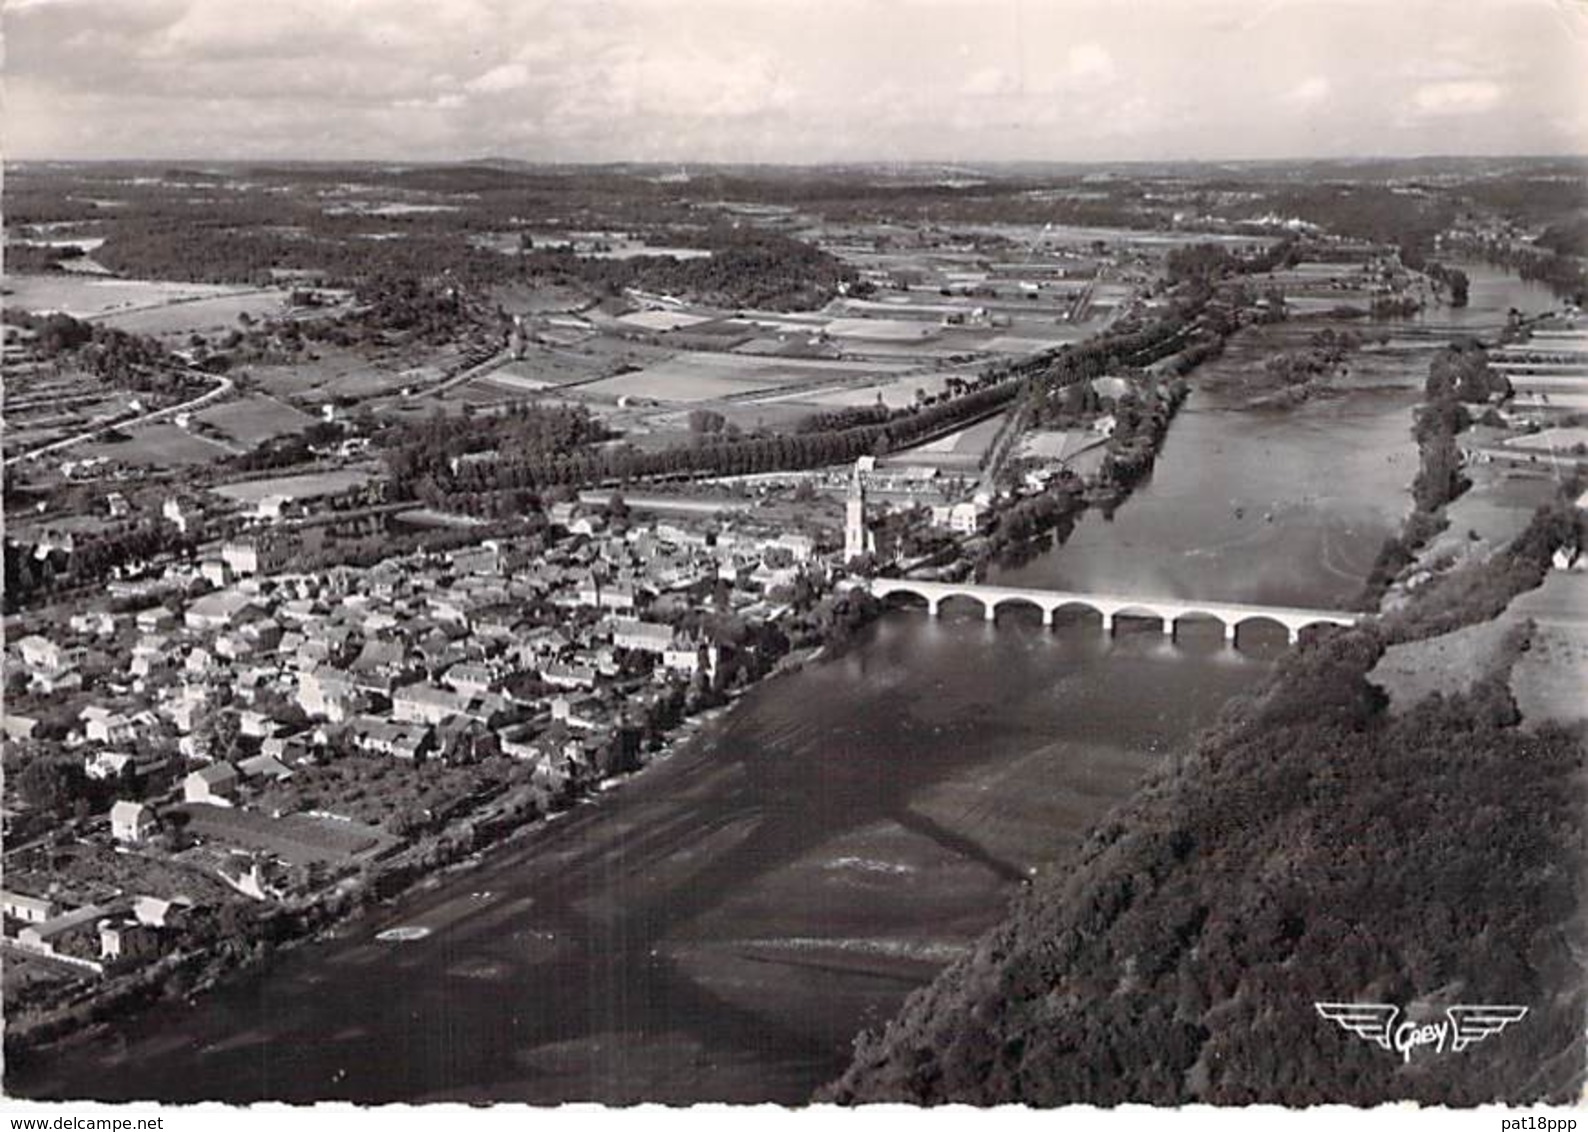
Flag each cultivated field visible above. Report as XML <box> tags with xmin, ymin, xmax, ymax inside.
<box><xmin>474</xmin><ymin>352</ymin><xmax>608</xmax><ymax>390</ymax></box>
<box><xmin>887</xmin><ymin>414</ymin><xmax>1006</xmax><ymax>467</ymax></box>
<box><xmin>1018</xmin><ymin>429</ymin><xmax>1103</xmax><ymax>461</ymax></box>
<box><xmin>1506</xmin><ymin>426</ymin><xmax>1588</xmax><ymax>452</ymax></box>
<box><xmin>76</xmin><ymin>422</ymin><xmax>235</xmax><ymax>466</ymax></box>
<box><xmin>2</xmin><ymin>274</ymin><xmax>260</xmax><ymax>319</ymax></box>
<box><xmin>248</xmin><ymin>346</ymin><xmax>450</xmax><ymax>405</ymax></box>
<box><xmin>1425</xmin><ymin>465</ymin><xmax>1558</xmax><ymax>564</ymax></box>
<box><xmin>1510</xmin><ymin>621</ymin><xmax>1588</xmax><ymax>727</ymax></box>
<box><xmin>210</xmin><ymin>467</ymin><xmax>374</xmax><ymax>504</ymax></box>
<box><xmin>1369</xmin><ymin>618</ymin><xmax>1518</xmax><ymax>711</ymax></box>
<box><xmin>822</xmin><ymin>317</ymin><xmax>941</xmax><ymax>342</ymax></box>
<box><xmin>759</xmin><ymin>370</ymin><xmax>955</xmax><ymax>410</ymax></box>
<box><xmin>95</xmin><ymin>290</ymin><xmax>291</xmax><ymax>338</ymax></box>
<box><xmin>981</xmin><ymin>330</ymin><xmax>1086</xmax><ymax>355</ymax></box>
<box><xmin>193</xmin><ymin>393</ymin><xmax>318</xmax><ymax>446</ymax></box>
<box><xmin>617</xmin><ymin>310</ymin><xmax>717</xmax><ymax>332</ymax></box>
<box><xmin>578</xmin><ymin>352</ymin><xmax>918</xmax><ymax>404</ymax></box>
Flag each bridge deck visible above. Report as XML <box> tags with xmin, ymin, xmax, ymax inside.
<box><xmin>870</xmin><ymin>578</ymin><xmax>1357</xmax><ymax>625</ymax></box>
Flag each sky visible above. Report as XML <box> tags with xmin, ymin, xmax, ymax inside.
<box><xmin>6</xmin><ymin>0</ymin><xmax>1588</xmax><ymax>164</ymax></box>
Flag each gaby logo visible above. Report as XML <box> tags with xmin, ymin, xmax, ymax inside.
<box><xmin>1314</xmin><ymin>1003</ymin><xmax>1528</xmax><ymax>1063</ymax></box>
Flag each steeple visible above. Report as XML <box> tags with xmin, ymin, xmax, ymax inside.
<box><xmin>844</xmin><ymin>461</ymin><xmax>871</xmax><ymax>563</ymax></box>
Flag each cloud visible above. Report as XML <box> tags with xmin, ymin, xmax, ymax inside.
<box><xmin>466</xmin><ymin>63</ymin><xmax>533</xmax><ymax>94</ymax></box>
<box><xmin>1409</xmin><ymin>79</ymin><xmax>1506</xmax><ymax>116</ymax></box>
<box><xmin>1285</xmin><ymin>76</ymin><xmax>1330</xmax><ymax>105</ymax></box>
<box><xmin>395</xmin><ymin>93</ymin><xmax>466</xmax><ymax>111</ymax></box>
<box><xmin>1066</xmin><ymin>42</ymin><xmax>1116</xmax><ymax>82</ymax></box>
<box><xmin>960</xmin><ymin>66</ymin><xmax>1016</xmax><ymax>97</ymax></box>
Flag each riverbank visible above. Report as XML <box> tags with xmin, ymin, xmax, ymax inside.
<box><xmin>2</xmin><ymin>607</ymin><xmax>850</xmax><ymax>1068</ymax></box>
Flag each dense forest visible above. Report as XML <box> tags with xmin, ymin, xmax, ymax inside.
<box><xmin>81</xmin><ymin>211</ymin><xmax>851</xmax><ymax>312</ymax></box>
<box><xmin>823</xmin><ymin>483</ymin><xmax>1587</xmax><ymax>1106</ymax></box>
<box><xmin>7</xmin><ymin>167</ymin><xmax>854</xmax><ymax>311</ymax></box>
<box><xmin>516</xmin><ymin>225</ymin><xmax>854</xmax><ymax>310</ymax></box>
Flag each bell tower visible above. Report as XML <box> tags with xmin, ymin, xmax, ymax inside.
<box><xmin>844</xmin><ymin>463</ymin><xmax>872</xmax><ymax>563</ymax></box>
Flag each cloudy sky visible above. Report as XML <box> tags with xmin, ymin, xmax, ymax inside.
<box><xmin>7</xmin><ymin>0</ymin><xmax>1587</xmax><ymax>163</ymax></box>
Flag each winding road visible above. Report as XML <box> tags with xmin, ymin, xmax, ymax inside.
<box><xmin>4</xmin><ymin>371</ymin><xmax>234</xmax><ymax>469</ymax></box>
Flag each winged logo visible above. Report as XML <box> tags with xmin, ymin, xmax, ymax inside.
<box><xmin>1315</xmin><ymin>1001</ymin><xmax>1528</xmax><ymax>1060</ymax></box>
<box><xmin>1314</xmin><ymin>1002</ymin><xmax>1398</xmax><ymax>1051</ymax></box>
<box><xmin>1447</xmin><ymin>1004</ymin><xmax>1529</xmax><ymax>1053</ymax></box>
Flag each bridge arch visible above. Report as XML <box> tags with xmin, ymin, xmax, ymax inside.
<box><xmin>1167</xmin><ymin>609</ymin><xmax>1231</xmax><ymax>641</ymax></box>
<box><xmin>1227</xmin><ymin>613</ymin><xmax>1293</xmax><ymax>645</ymax></box>
<box><xmin>933</xmin><ymin>590</ymin><xmax>993</xmax><ymax>621</ymax></box>
<box><xmin>989</xmin><ymin>594</ymin><xmax>1048</xmax><ymax>625</ymax></box>
<box><xmin>1107</xmin><ymin>603</ymin><xmax>1173</xmax><ymax>635</ymax></box>
<box><xmin>877</xmin><ymin>587</ymin><xmax>932</xmax><ymax>617</ymax></box>
<box><xmin>1044</xmin><ymin>599</ymin><xmax>1107</xmax><ymax>630</ymax></box>
<box><xmin>1286</xmin><ymin>616</ymin><xmax>1352</xmax><ymax>645</ymax></box>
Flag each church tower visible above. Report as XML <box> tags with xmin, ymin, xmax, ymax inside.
<box><xmin>844</xmin><ymin>464</ymin><xmax>872</xmax><ymax>563</ymax></box>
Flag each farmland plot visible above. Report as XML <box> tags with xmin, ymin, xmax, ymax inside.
<box><xmin>194</xmin><ymin>394</ymin><xmax>318</xmax><ymax>446</ymax></box>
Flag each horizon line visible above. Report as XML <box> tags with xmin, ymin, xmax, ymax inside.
<box><xmin>10</xmin><ymin>152</ymin><xmax>1588</xmax><ymax>171</ymax></box>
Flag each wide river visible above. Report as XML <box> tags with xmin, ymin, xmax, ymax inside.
<box><xmin>7</xmin><ymin>266</ymin><xmax>1558</xmax><ymax>1105</ymax></box>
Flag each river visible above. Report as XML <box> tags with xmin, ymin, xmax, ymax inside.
<box><xmin>6</xmin><ymin>269</ymin><xmax>1559</xmax><ymax>1105</ymax></box>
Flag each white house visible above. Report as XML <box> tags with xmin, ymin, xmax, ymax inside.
<box><xmin>576</xmin><ymin>580</ymin><xmax>637</xmax><ymax>612</ymax></box>
<box><xmin>1</xmin><ymin>890</ymin><xmax>58</xmax><ymax>924</ymax></box>
<box><xmin>611</xmin><ymin>618</ymin><xmax>675</xmax><ymax>655</ymax></box>
<box><xmin>110</xmin><ymin>800</ymin><xmax>158</xmax><ymax>844</ymax></box>
<box><xmin>773</xmin><ymin>533</ymin><xmax>817</xmax><ymax>562</ymax></box>
<box><xmin>391</xmin><ymin>683</ymin><xmax>466</xmax><ymax>727</ymax></box>
<box><xmin>80</xmin><ymin>706</ymin><xmax>135</xmax><ymax>745</ymax></box>
<box><xmin>162</xmin><ymin>498</ymin><xmax>189</xmax><ymax>534</ymax></box>
<box><xmin>68</xmin><ymin>610</ymin><xmax>116</xmax><ymax>637</ymax></box>
<box><xmin>932</xmin><ymin>500</ymin><xmax>984</xmax><ymax>535</ymax></box>
<box><xmin>183</xmin><ymin>763</ymin><xmax>239</xmax><ymax>806</ymax></box>
<box><xmin>14</xmin><ymin>635</ymin><xmax>68</xmax><ymax>674</ymax></box>
<box><xmin>85</xmin><ymin>750</ymin><xmax>134</xmax><ymax>781</ymax></box>
<box><xmin>542</xmin><ymin>663</ymin><xmax>597</xmax><ymax>690</ymax></box>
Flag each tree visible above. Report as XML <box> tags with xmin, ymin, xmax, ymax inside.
<box><xmin>18</xmin><ymin>757</ymin><xmax>89</xmax><ymax>815</ymax></box>
<box><xmin>117</xmin><ymin>759</ymin><xmax>144</xmax><ymax>801</ymax></box>
<box><xmin>194</xmin><ymin>707</ymin><xmax>242</xmax><ymax>762</ymax></box>
<box><xmin>687</xmin><ymin>408</ymin><xmax>726</xmax><ymax>434</ymax></box>
<box><xmin>390</xmin><ymin>808</ymin><xmax>427</xmax><ymax>839</ymax></box>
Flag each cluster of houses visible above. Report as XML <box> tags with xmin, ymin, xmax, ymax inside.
<box><xmin>3</xmin><ymin>504</ymin><xmax>839</xmax><ymax>977</ymax></box>
<box><xmin>2</xmin><ymin>886</ymin><xmax>191</xmax><ymax>974</ymax></box>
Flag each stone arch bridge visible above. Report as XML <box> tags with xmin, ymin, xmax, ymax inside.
<box><xmin>869</xmin><ymin>577</ymin><xmax>1358</xmax><ymax>645</ymax></box>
